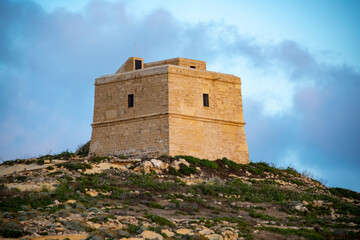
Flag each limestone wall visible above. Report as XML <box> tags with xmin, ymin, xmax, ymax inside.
<box><xmin>90</xmin><ymin>116</ymin><xmax>169</xmax><ymax>157</ymax></box>
<box><xmin>167</xmin><ymin>66</ymin><xmax>249</xmax><ymax>163</ymax></box>
<box><xmin>169</xmin><ymin>116</ymin><xmax>249</xmax><ymax>163</ymax></box>
<box><xmin>115</xmin><ymin>57</ymin><xmax>144</xmax><ymax>73</ymax></box>
<box><xmin>90</xmin><ymin>67</ymin><xmax>170</xmax><ymax>157</ymax></box>
<box><xmin>92</xmin><ymin>68</ymin><xmax>168</xmax><ymax>123</ymax></box>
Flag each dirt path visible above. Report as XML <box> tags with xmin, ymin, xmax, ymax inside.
<box><xmin>0</xmin><ymin>160</ymin><xmax>67</xmax><ymax>176</ymax></box>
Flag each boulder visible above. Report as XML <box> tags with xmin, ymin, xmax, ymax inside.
<box><xmin>143</xmin><ymin>161</ymin><xmax>153</xmax><ymax>171</ymax></box>
<box><xmin>171</xmin><ymin>159</ymin><xmax>190</xmax><ymax>171</ymax></box>
<box><xmin>134</xmin><ymin>161</ymin><xmax>154</xmax><ymax>173</ymax></box>
<box><xmin>293</xmin><ymin>204</ymin><xmax>307</xmax><ymax>212</ymax></box>
<box><xmin>161</xmin><ymin>229</ymin><xmax>174</xmax><ymax>237</ymax></box>
<box><xmin>223</xmin><ymin>230</ymin><xmax>237</xmax><ymax>240</ymax></box>
<box><xmin>151</xmin><ymin>159</ymin><xmax>169</xmax><ymax>170</ymax></box>
<box><xmin>176</xmin><ymin>228</ymin><xmax>193</xmax><ymax>235</ymax></box>
<box><xmin>199</xmin><ymin>228</ymin><xmax>214</xmax><ymax>235</ymax></box>
<box><xmin>205</xmin><ymin>234</ymin><xmax>224</xmax><ymax>240</ymax></box>
<box><xmin>142</xmin><ymin>230</ymin><xmax>164</xmax><ymax>240</ymax></box>
<box><xmin>312</xmin><ymin>200</ymin><xmax>324</xmax><ymax>207</ymax></box>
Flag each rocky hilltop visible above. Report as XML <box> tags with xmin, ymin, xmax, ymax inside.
<box><xmin>0</xmin><ymin>152</ymin><xmax>359</xmax><ymax>240</ymax></box>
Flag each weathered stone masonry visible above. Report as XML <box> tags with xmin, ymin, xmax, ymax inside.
<box><xmin>90</xmin><ymin>57</ymin><xmax>249</xmax><ymax>164</ymax></box>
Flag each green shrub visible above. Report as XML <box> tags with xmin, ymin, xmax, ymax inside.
<box><xmin>248</xmin><ymin>210</ymin><xmax>280</xmax><ymax>221</ymax></box>
<box><xmin>145</xmin><ymin>214</ymin><xmax>174</xmax><ymax>227</ymax></box>
<box><xmin>47</xmin><ymin>171</ymin><xmax>63</xmax><ymax>176</ymax></box>
<box><xmin>90</xmin><ymin>156</ymin><xmax>110</xmax><ymax>163</ymax></box>
<box><xmin>37</xmin><ymin>159</ymin><xmax>45</xmax><ymax>165</ymax></box>
<box><xmin>25</xmin><ymin>159</ymin><xmax>35</xmax><ymax>165</ymax></box>
<box><xmin>245</xmin><ymin>162</ymin><xmax>282</xmax><ymax>177</ymax></box>
<box><xmin>176</xmin><ymin>155</ymin><xmax>201</xmax><ymax>165</ymax></box>
<box><xmin>174</xmin><ymin>177</ymin><xmax>186</xmax><ymax>186</ymax></box>
<box><xmin>178</xmin><ymin>164</ymin><xmax>197</xmax><ymax>176</ymax></box>
<box><xmin>104</xmin><ymin>214</ymin><xmax>116</xmax><ymax>222</ymax></box>
<box><xmin>89</xmin><ymin>217</ymin><xmax>99</xmax><ymax>223</ymax></box>
<box><xmin>0</xmin><ymin>221</ymin><xmax>29</xmax><ymax>238</ymax></box>
<box><xmin>61</xmin><ymin>163</ymin><xmax>92</xmax><ymax>171</ymax></box>
<box><xmin>3</xmin><ymin>160</ymin><xmax>16</xmax><ymax>166</ymax></box>
<box><xmin>329</xmin><ymin>187</ymin><xmax>360</xmax><ymax>201</ymax></box>
<box><xmin>38</xmin><ymin>150</ymin><xmax>74</xmax><ymax>160</ymax></box>
<box><xmin>54</xmin><ymin>181</ymin><xmax>77</xmax><ymax>202</ymax></box>
<box><xmin>76</xmin><ymin>173</ymin><xmax>118</xmax><ymax>193</ymax></box>
<box><xmin>14</xmin><ymin>175</ymin><xmax>27</xmax><ymax>182</ymax></box>
<box><xmin>38</xmin><ymin>154</ymin><xmax>53</xmax><ymax>160</ymax></box>
<box><xmin>175</xmin><ymin>155</ymin><xmax>218</xmax><ymax>169</ymax></box>
<box><xmin>0</xmin><ymin>193</ymin><xmax>52</xmax><ymax>212</ymax></box>
<box><xmin>168</xmin><ymin>167</ymin><xmax>181</xmax><ymax>176</ymax></box>
<box><xmin>222</xmin><ymin>157</ymin><xmax>240</xmax><ymax>170</ymax></box>
<box><xmin>285</xmin><ymin>167</ymin><xmax>299</xmax><ymax>176</ymax></box>
<box><xmin>148</xmin><ymin>202</ymin><xmax>164</xmax><ymax>209</ymax></box>
<box><xmin>260</xmin><ymin>226</ymin><xmax>326</xmax><ymax>240</ymax></box>
<box><xmin>125</xmin><ymin>173</ymin><xmax>180</xmax><ymax>190</ymax></box>
<box><xmin>126</xmin><ymin>224</ymin><xmax>142</xmax><ymax>234</ymax></box>
<box><xmin>191</xmin><ymin>178</ymin><xmax>326</xmax><ymax>204</ymax></box>
<box><xmin>288</xmin><ymin>178</ymin><xmax>306</xmax><ymax>186</ymax></box>
<box><xmin>53</xmin><ymin>150</ymin><xmax>74</xmax><ymax>160</ymax></box>
<box><xmin>75</xmin><ymin>141</ymin><xmax>90</xmax><ymax>156</ymax></box>
<box><xmin>46</xmin><ymin>166</ymin><xmax>54</xmax><ymax>170</ymax></box>
<box><xmin>110</xmin><ymin>189</ymin><xmax>125</xmax><ymax>199</ymax></box>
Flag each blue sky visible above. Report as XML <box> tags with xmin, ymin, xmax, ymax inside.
<box><xmin>0</xmin><ymin>0</ymin><xmax>359</xmax><ymax>191</ymax></box>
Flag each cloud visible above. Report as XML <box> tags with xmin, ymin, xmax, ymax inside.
<box><xmin>0</xmin><ymin>0</ymin><xmax>359</xmax><ymax>191</ymax></box>
<box><xmin>295</xmin><ymin>66</ymin><xmax>360</xmax><ymax>159</ymax></box>
<box><xmin>243</xmin><ymin>61</ymin><xmax>360</xmax><ymax>190</ymax></box>
<box><xmin>0</xmin><ymin>0</ymin><xmax>190</xmax><ymax>159</ymax></box>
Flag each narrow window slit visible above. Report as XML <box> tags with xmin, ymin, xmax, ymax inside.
<box><xmin>128</xmin><ymin>94</ymin><xmax>134</xmax><ymax>107</ymax></box>
<box><xmin>203</xmin><ymin>94</ymin><xmax>209</xmax><ymax>107</ymax></box>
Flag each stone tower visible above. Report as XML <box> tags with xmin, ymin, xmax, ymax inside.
<box><xmin>89</xmin><ymin>57</ymin><xmax>249</xmax><ymax>164</ymax></box>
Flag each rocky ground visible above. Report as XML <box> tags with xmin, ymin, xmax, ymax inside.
<box><xmin>0</xmin><ymin>152</ymin><xmax>359</xmax><ymax>240</ymax></box>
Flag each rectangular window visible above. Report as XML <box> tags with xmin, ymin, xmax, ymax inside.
<box><xmin>203</xmin><ymin>93</ymin><xmax>209</xmax><ymax>107</ymax></box>
<box><xmin>128</xmin><ymin>94</ymin><xmax>134</xmax><ymax>107</ymax></box>
<box><xmin>190</xmin><ymin>65</ymin><xmax>196</xmax><ymax>69</ymax></box>
<box><xmin>135</xmin><ymin>60</ymin><xmax>142</xmax><ymax>70</ymax></box>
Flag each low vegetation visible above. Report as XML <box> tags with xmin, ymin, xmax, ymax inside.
<box><xmin>0</xmin><ymin>153</ymin><xmax>359</xmax><ymax>240</ymax></box>
<box><xmin>175</xmin><ymin>155</ymin><xmax>219</xmax><ymax>169</ymax></box>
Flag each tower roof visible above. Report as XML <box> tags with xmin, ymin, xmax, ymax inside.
<box><xmin>115</xmin><ymin>57</ymin><xmax>206</xmax><ymax>74</ymax></box>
